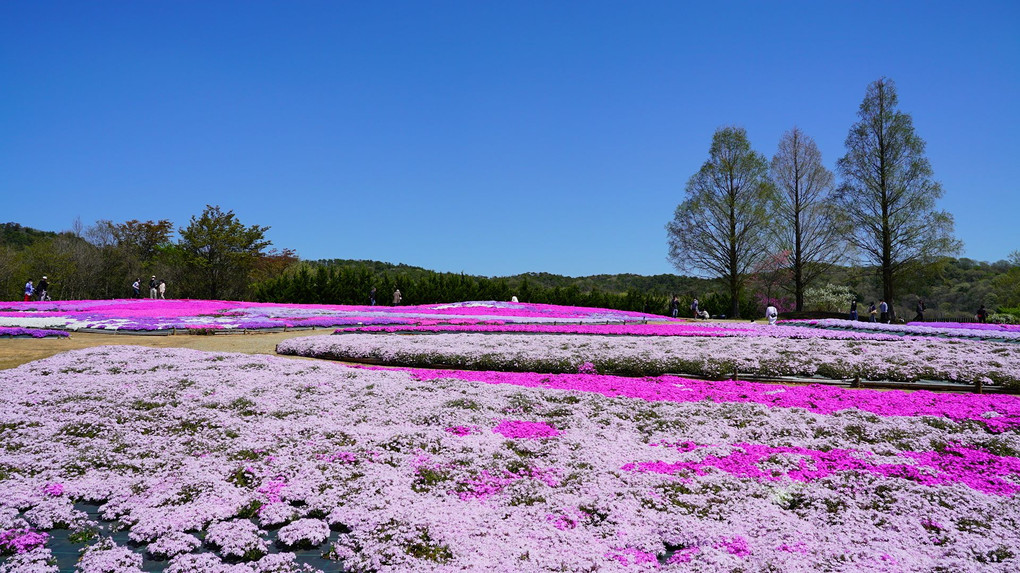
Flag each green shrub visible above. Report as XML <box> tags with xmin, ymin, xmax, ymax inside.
<box><xmin>988</xmin><ymin>313</ymin><xmax>1019</xmax><ymax>324</ymax></box>
<box><xmin>804</xmin><ymin>284</ymin><xmax>855</xmax><ymax>313</ymax></box>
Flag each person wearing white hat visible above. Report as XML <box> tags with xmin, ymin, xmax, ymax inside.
<box><xmin>38</xmin><ymin>276</ymin><xmax>50</xmax><ymax>301</ymax></box>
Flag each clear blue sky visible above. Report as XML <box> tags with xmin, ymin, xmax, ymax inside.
<box><xmin>2</xmin><ymin>1</ymin><xmax>1018</xmax><ymax>277</ymax></box>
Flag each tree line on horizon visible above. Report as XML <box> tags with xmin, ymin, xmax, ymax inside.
<box><xmin>0</xmin><ymin>206</ymin><xmax>297</xmax><ymax>303</ymax></box>
<box><xmin>3</xmin><ymin>211</ymin><xmax>1018</xmax><ymax>321</ymax></box>
<box><xmin>667</xmin><ymin>77</ymin><xmax>964</xmax><ymax>319</ymax></box>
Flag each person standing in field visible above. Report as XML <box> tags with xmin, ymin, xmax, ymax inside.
<box><xmin>132</xmin><ymin>278</ymin><xmax>141</xmax><ymax>298</ymax></box>
<box><xmin>23</xmin><ymin>279</ymin><xmax>34</xmax><ymax>302</ymax></box>
<box><xmin>849</xmin><ymin>299</ymin><xmax>858</xmax><ymax>321</ymax></box>
<box><xmin>879</xmin><ymin>300</ymin><xmax>889</xmax><ymax>323</ymax></box>
<box><xmin>765</xmin><ymin>304</ymin><xmax>778</xmax><ymax>325</ymax></box>
<box><xmin>691</xmin><ymin>297</ymin><xmax>699</xmax><ymax>318</ymax></box>
<box><xmin>868</xmin><ymin>302</ymin><xmax>877</xmax><ymax>322</ymax></box>
<box><xmin>370</xmin><ymin>287</ymin><xmax>377</xmax><ymax>306</ymax></box>
<box><xmin>149</xmin><ymin>276</ymin><xmax>158</xmax><ymax>299</ymax></box>
<box><xmin>38</xmin><ymin>276</ymin><xmax>50</xmax><ymax>301</ymax></box>
<box><xmin>670</xmin><ymin>295</ymin><xmax>679</xmax><ymax>318</ymax></box>
<box><xmin>158</xmin><ymin>280</ymin><xmax>166</xmax><ymax>299</ymax></box>
<box><xmin>393</xmin><ymin>288</ymin><xmax>402</xmax><ymax>305</ymax></box>
<box><xmin>977</xmin><ymin>304</ymin><xmax>988</xmax><ymax>323</ymax></box>
<box><xmin>913</xmin><ymin>299</ymin><xmax>926</xmax><ymax>322</ymax></box>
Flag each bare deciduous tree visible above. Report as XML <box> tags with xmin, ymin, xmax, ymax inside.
<box><xmin>667</xmin><ymin>127</ymin><xmax>774</xmax><ymax>318</ymax></box>
<box><xmin>770</xmin><ymin>127</ymin><xmax>843</xmax><ymax>311</ymax></box>
<box><xmin>834</xmin><ymin>78</ymin><xmax>961</xmax><ymax>318</ymax></box>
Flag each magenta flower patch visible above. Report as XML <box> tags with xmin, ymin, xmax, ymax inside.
<box><xmin>0</xmin><ymin>527</ymin><xmax>49</xmax><ymax>554</ymax></box>
<box><xmin>622</xmin><ymin>442</ymin><xmax>1020</xmax><ymax>496</ymax></box>
<box><xmin>491</xmin><ymin>419</ymin><xmax>560</xmax><ymax>439</ymax></box>
<box><xmin>41</xmin><ymin>483</ymin><xmax>64</xmax><ymax>497</ymax></box>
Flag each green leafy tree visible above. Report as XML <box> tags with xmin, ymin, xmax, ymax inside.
<box><xmin>991</xmin><ymin>251</ymin><xmax>1020</xmax><ymax>310</ymax></box>
<box><xmin>834</xmin><ymin>78</ymin><xmax>961</xmax><ymax>319</ymax></box>
<box><xmin>86</xmin><ymin>219</ymin><xmax>174</xmax><ymax>297</ymax></box>
<box><xmin>804</xmin><ymin>283</ymin><xmax>855</xmax><ymax>313</ymax></box>
<box><xmin>667</xmin><ymin>127</ymin><xmax>774</xmax><ymax>318</ymax></box>
<box><xmin>99</xmin><ymin>219</ymin><xmax>174</xmax><ymax>262</ymax></box>
<box><xmin>177</xmin><ymin>205</ymin><xmax>271</xmax><ymax>300</ymax></box>
<box><xmin>770</xmin><ymin>127</ymin><xmax>842</xmax><ymax>310</ymax></box>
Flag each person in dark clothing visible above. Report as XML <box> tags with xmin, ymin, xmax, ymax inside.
<box><xmin>370</xmin><ymin>287</ymin><xmax>377</xmax><ymax>306</ymax></box>
<box><xmin>913</xmin><ymin>299</ymin><xmax>926</xmax><ymax>322</ymax></box>
<box><xmin>879</xmin><ymin>300</ymin><xmax>889</xmax><ymax>323</ymax></box>
<box><xmin>849</xmin><ymin>299</ymin><xmax>858</xmax><ymax>321</ymax></box>
<box><xmin>38</xmin><ymin>276</ymin><xmax>50</xmax><ymax>301</ymax></box>
<box><xmin>868</xmin><ymin>302</ymin><xmax>877</xmax><ymax>322</ymax></box>
<box><xmin>977</xmin><ymin>305</ymin><xmax>988</xmax><ymax>323</ymax></box>
<box><xmin>670</xmin><ymin>296</ymin><xmax>679</xmax><ymax>318</ymax></box>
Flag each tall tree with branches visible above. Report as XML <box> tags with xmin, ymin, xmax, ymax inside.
<box><xmin>770</xmin><ymin>127</ymin><xmax>842</xmax><ymax>311</ymax></box>
<box><xmin>667</xmin><ymin>127</ymin><xmax>773</xmax><ymax>318</ymax></box>
<box><xmin>834</xmin><ymin>78</ymin><xmax>960</xmax><ymax>318</ymax></box>
<box><xmin>178</xmin><ymin>205</ymin><xmax>271</xmax><ymax>300</ymax></box>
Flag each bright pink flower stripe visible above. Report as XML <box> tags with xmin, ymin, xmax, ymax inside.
<box><xmin>491</xmin><ymin>419</ymin><xmax>560</xmax><ymax>439</ymax></box>
<box><xmin>0</xmin><ymin>327</ymin><xmax>68</xmax><ymax>338</ymax></box>
<box><xmin>0</xmin><ymin>299</ymin><xmax>663</xmax><ymax>330</ymax></box>
<box><xmin>0</xmin><ymin>299</ymin><xmax>657</xmax><ymax>320</ymax></box>
<box><xmin>624</xmin><ymin>442</ymin><xmax>1020</xmax><ymax>496</ymax></box>
<box><xmin>406</xmin><ymin>368</ymin><xmax>1020</xmax><ymax>433</ymax></box>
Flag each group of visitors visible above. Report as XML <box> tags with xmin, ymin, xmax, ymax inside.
<box><xmin>368</xmin><ymin>287</ymin><xmax>403</xmax><ymax>306</ymax></box>
<box><xmin>668</xmin><ymin>295</ymin><xmax>710</xmax><ymax>320</ymax></box>
<box><xmin>132</xmin><ymin>276</ymin><xmax>167</xmax><ymax>299</ymax></box>
<box><xmin>855</xmin><ymin>300</ymin><xmax>892</xmax><ymax>323</ymax></box>
<box><xmin>850</xmin><ymin>299</ymin><xmax>990</xmax><ymax>324</ymax></box>
<box><xmin>23</xmin><ymin>276</ymin><xmax>50</xmax><ymax>301</ymax></box>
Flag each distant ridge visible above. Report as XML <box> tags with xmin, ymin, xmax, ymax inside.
<box><xmin>0</xmin><ymin>222</ymin><xmax>66</xmax><ymax>249</ymax></box>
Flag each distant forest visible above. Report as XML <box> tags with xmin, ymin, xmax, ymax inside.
<box><xmin>3</xmin><ymin>219</ymin><xmax>1018</xmax><ymax>322</ymax></box>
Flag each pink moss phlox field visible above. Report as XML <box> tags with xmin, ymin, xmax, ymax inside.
<box><xmin>0</xmin><ymin>327</ymin><xmax>68</xmax><ymax>338</ymax></box>
<box><xmin>408</xmin><ymin>368</ymin><xmax>1020</xmax><ymax>432</ymax></box>
<box><xmin>492</xmin><ymin>420</ymin><xmax>561</xmax><ymax>439</ymax></box>
<box><xmin>4</xmin><ymin>346</ymin><xmax>1020</xmax><ymax>571</ymax></box>
<box><xmin>0</xmin><ymin>299</ymin><xmax>665</xmax><ymax>332</ymax></box>
<box><xmin>623</xmin><ymin>442</ymin><xmax>1020</xmax><ymax>496</ymax></box>
<box><xmin>788</xmin><ymin>318</ymin><xmax>1020</xmax><ymax>341</ymax></box>
<box><xmin>335</xmin><ymin>322</ymin><xmax>904</xmax><ymax>341</ymax></box>
<box><xmin>280</xmin><ymin>331</ymin><xmax>1020</xmax><ymax>388</ymax></box>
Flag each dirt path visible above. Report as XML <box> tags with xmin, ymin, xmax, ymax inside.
<box><xmin>0</xmin><ymin>330</ymin><xmax>331</xmax><ymax>370</ymax></box>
